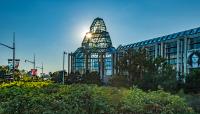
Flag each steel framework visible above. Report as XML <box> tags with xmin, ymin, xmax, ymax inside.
<box><xmin>69</xmin><ymin>17</ymin><xmax>115</xmax><ymax>82</ymax></box>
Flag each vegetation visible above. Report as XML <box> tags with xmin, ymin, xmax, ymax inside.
<box><xmin>0</xmin><ymin>81</ymin><xmax>195</xmax><ymax>114</ymax></box>
<box><xmin>81</xmin><ymin>71</ymin><xmax>102</xmax><ymax>85</ymax></box>
<box><xmin>184</xmin><ymin>69</ymin><xmax>200</xmax><ymax>93</ymax></box>
<box><xmin>0</xmin><ymin>47</ymin><xmax>200</xmax><ymax>113</ymax></box>
<box><xmin>108</xmin><ymin>75</ymin><xmax>129</xmax><ymax>88</ymax></box>
<box><xmin>49</xmin><ymin>71</ymin><xmax>64</xmax><ymax>83</ymax></box>
<box><xmin>50</xmin><ymin>70</ymin><xmax>102</xmax><ymax>85</ymax></box>
<box><xmin>113</xmin><ymin>48</ymin><xmax>177</xmax><ymax>92</ymax></box>
<box><xmin>108</xmin><ymin>48</ymin><xmax>200</xmax><ymax>113</ymax></box>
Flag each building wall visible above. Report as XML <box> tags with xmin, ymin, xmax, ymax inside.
<box><xmin>70</xmin><ymin>19</ymin><xmax>200</xmax><ymax>82</ymax></box>
<box><xmin>116</xmin><ymin>27</ymin><xmax>200</xmax><ymax>77</ymax></box>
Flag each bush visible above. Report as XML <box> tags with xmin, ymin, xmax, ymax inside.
<box><xmin>186</xmin><ymin>94</ymin><xmax>200</xmax><ymax>113</ymax></box>
<box><xmin>185</xmin><ymin>69</ymin><xmax>200</xmax><ymax>93</ymax></box>
<box><xmin>108</xmin><ymin>75</ymin><xmax>130</xmax><ymax>88</ymax></box>
<box><xmin>82</xmin><ymin>71</ymin><xmax>102</xmax><ymax>85</ymax></box>
<box><xmin>120</xmin><ymin>88</ymin><xmax>194</xmax><ymax>114</ymax></box>
<box><xmin>178</xmin><ymin>91</ymin><xmax>200</xmax><ymax>114</ymax></box>
<box><xmin>0</xmin><ymin>81</ymin><xmax>195</xmax><ymax>114</ymax></box>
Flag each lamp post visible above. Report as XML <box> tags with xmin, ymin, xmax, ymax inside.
<box><xmin>0</xmin><ymin>32</ymin><xmax>15</xmax><ymax>77</ymax></box>
<box><xmin>25</xmin><ymin>54</ymin><xmax>36</xmax><ymax>69</ymax></box>
<box><xmin>36</xmin><ymin>63</ymin><xmax>44</xmax><ymax>76</ymax></box>
<box><xmin>63</xmin><ymin>51</ymin><xmax>67</xmax><ymax>84</ymax></box>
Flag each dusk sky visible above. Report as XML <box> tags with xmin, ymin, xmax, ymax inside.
<box><xmin>1</xmin><ymin>0</ymin><xmax>200</xmax><ymax>74</ymax></box>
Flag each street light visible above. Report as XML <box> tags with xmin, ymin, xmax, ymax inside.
<box><xmin>0</xmin><ymin>32</ymin><xmax>15</xmax><ymax>77</ymax></box>
<box><xmin>63</xmin><ymin>51</ymin><xmax>67</xmax><ymax>84</ymax></box>
<box><xmin>25</xmin><ymin>54</ymin><xmax>36</xmax><ymax>69</ymax></box>
<box><xmin>36</xmin><ymin>63</ymin><xmax>44</xmax><ymax>76</ymax></box>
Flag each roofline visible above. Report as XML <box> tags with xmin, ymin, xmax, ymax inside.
<box><xmin>118</xmin><ymin>26</ymin><xmax>200</xmax><ymax>50</ymax></box>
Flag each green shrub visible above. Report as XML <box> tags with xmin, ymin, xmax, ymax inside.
<box><xmin>120</xmin><ymin>87</ymin><xmax>195</xmax><ymax>114</ymax></box>
<box><xmin>185</xmin><ymin>69</ymin><xmax>200</xmax><ymax>93</ymax></box>
<box><xmin>178</xmin><ymin>92</ymin><xmax>200</xmax><ymax>114</ymax></box>
<box><xmin>108</xmin><ymin>75</ymin><xmax>130</xmax><ymax>88</ymax></box>
<box><xmin>0</xmin><ymin>81</ymin><xmax>195</xmax><ymax>114</ymax></box>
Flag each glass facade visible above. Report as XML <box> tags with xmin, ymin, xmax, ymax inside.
<box><xmin>117</xmin><ymin>27</ymin><xmax>200</xmax><ymax>75</ymax></box>
<box><xmin>69</xmin><ymin>17</ymin><xmax>115</xmax><ymax>82</ymax></box>
<box><xmin>190</xmin><ymin>37</ymin><xmax>200</xmax><ymax>49</ymax></box>
<box><xmin>70</xmin><ymin>17</ymin><xmax>200</xmax><ymax>80</ymax></box>
<box><xmin>166</xmin><ymin>42</ymin><xmax>177</xmax><ymax>65</ymax></box>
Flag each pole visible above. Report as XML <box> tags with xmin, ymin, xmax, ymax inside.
<box><xmin>0</xmin><ymin>32</ymin><xmax>16</xmax><ymax>78</ymax></box>
<box><xmin>68</xmin><ymin>53</ymin><xmax>70</xmax><ymax>75</ymax></box>
<box><xmin>25</xmin><ymin>54</ymin><xmax>36</xmax><ymax>73</ymax></box>
<box><xmin>36</xmin><ymin>63</ymin><xmax>44</xmax><ymax>77</ymax></box>
<box><xmin>62</xmin><ymin>51</ymin><xmax>67</xmax><ymax>84</ymax></box>
<box><xmin>42</xmin><ymin>63</ymin><xmax>43</xmax><ymax>74</ymax></box>
<box><xmin>13</xmin><ymin>32</ymin><xmax>15</xmax><ymax>77</ymax></box>
<box><xmin>63</xmin><ymin>52</ymin><xmax>65</xmax><ymax>84</ymax></box>
<box><xmin>33</xmin><ymin>54</ymin><xmax>35</xmax><ymax>69</ymax></box>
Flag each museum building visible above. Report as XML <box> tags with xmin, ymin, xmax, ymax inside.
<box><xmin>68</xmin><ymin>17</ymin><xmax>200</xmax><ymax>81</ymax></box>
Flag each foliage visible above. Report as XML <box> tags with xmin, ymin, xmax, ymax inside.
<box><xmin>0</xmin><ymin>81</ymin><xmax>51</xmax><ymax>89</ymax></box>
<box><xmin>82</xmin><ymin>71</ymin><xmax>102</xmax><ymax>85</ymax></box>
<box><xmin>116</xmin><ymin>48</ymin><xmax>178</xmax><ymax>92</ymax></box>
<box><xmin>140</xmin><ymin>62</ymin><xmax>177</xmax><ymax>92</ymax></box>
<box><xmin>184</xmin><ymin>69</ymin><xmax>200</xmax><ymax>93</ymax></box>
<box><xmin>50</xmin><ymin>71</ymin><xmax>64</xmax><ymax>83</ymax></box>
<box><xmin>121</xmin><ymin>88</ymin><xmax>194</xmax><ymax>114</ymax></box>
<box><xmin>177</xmin><ymin>90</ymin><xmax>200</xmax><ymax>114</ymax></box>
<box><xmin>0</xmin><ymin>66</ymin><xmax>40</xmax><ymax>82</ymax></box>
<box><xmin>116</xmin><ymin>48</ymin><xmax>149</xmax><ymax>84</ymax></box>
<box><xmin>0</xmin><ymin>66</ymin><xmax>9</xmax><ymax>77</ymax></box>
<box><xmin>66</xmin><ymin>71</ymin><xmax>83</xmax><ymax>84</ymax></box>
<box><xmin>185</xmin><ymin>94</ymin><xmax>200</xmax><ymax>113</ymax></box>
<box><xmin>0</xmin><ymin>65</ymin><xmax>12</xmax><ymax>82</ymax></box>
<box><xmin>0</xmin><ymin>81</ymin><xmax>195</xmax><ymax>114</ymax></box>
<box><xmin>108</xmin><ymin>75</ymin><xmax>130</xmax><ymax>88</ymax></box>
<box><xmin>65</xmin><ymin>71</ymin><xmax>102</xmax><ymax>85</ymax></box>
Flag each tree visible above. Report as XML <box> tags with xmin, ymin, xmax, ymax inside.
<box><xmin>116</xmin><ymin>48</ymin><xmax>150</xmax><ymax>85</ymax></box>
<box><xmin>139</xmin><ymin>56</ymin><xmax>177</xmax><ymax>91</ymax></box>
<box><xmin>66</xmin><ymin>71</ymin><xmax>83</xmax><ymax>84</ymax></box>
<box><xmin>108</xmin><ymin>74</ymin><xmax>129</xmax><ymax>88</ymax></box>
<box><xmin>82</xmin><ymin>71</ymin><xmax>101</xmax><ymax>85</ymax></box>
<box><xmin>65</xmin><ymin>71</ymin><xmax>102</xmax><ymax>85</ymax></box>
<box><xmin>0</xmin><ymin>66</ymin><xmax>9</xmax><ymax>77</ymax></box>
<box><xmin>50</xmin><ymin>71</ymin><xmax>65</xmax><ymax>83</ymax></box>
<box><xmin>116</xmin><ymin>49</ymin><xmax>178</xmax><ymax>92</ymax></box>
<box><xmin>0</xmin><ymin>66</ymin><xmax>9</xmax><ymax>82</ymax></box>
<box><xmin>185</xmin><ymin>69</ymin><xmax>200</xmax><ymax>93</ymax></box>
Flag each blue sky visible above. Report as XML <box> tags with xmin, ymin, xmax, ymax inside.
<box><xmin>1</xmin><ymin>0</ymin><xmax>200</xmax><ymax>73</ymax></box>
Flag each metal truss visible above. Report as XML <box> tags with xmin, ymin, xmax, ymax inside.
<box><xmin>70</xmin><ymin>17</ymin><xmax>116</xmax><ymax>82</ymax></box>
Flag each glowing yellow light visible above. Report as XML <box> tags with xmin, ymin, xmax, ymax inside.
<box><xmin>86</xmin><ymin>33</ymin><xmax>92</xmax><ymax>38</ymax></box>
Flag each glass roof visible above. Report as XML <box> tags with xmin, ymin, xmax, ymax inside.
<box><xmin>117</xmin><ymin>26</ymin><xmax>200</xmax><ymax>50</ymax></box>
<box><xmin>82</xmin><ymin>17</ymin><xmax>113</xmax><ymax>49</ymax></box>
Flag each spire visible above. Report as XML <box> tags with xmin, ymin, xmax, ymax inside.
<box><xmin>82</xmin><ymin>17</ymin><xmax>112</xmax><ymax>49</ymax></box>
<box><xmin>90</xmin><ymin>17</ymin><xmax>107</xmax><ymax>33</ymax></box>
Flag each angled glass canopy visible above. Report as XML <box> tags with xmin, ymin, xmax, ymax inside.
<box><xmin>71</xmin><ymin>17</ymin><xmax>115</xmax><ymax>81</ymax></box>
